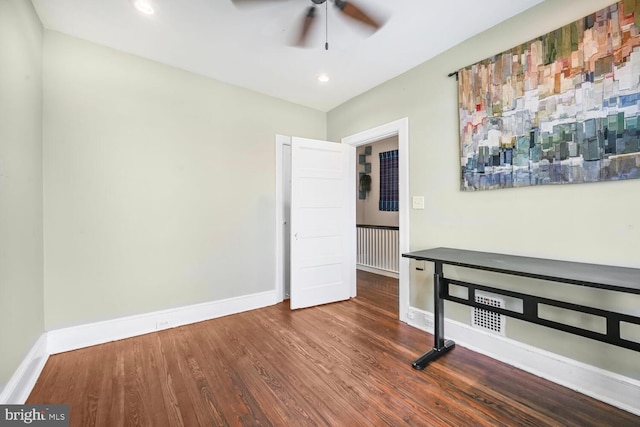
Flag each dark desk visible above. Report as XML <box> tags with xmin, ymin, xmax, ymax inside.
<box><xmin>402</xmin><ymin>247</ymin><xmax>640</xmax><ymax>370</ymax></box>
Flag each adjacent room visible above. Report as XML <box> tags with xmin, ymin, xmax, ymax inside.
<box><xmin>1</xmin><ymin>0</ymin><xmax>639</xmax><ymax>425</ymax></box>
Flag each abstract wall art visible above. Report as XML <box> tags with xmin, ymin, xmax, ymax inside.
<box><xmin>458</xmin><ymin>1</ymin><xmax>640</xmax><ymax>191</ymax></box>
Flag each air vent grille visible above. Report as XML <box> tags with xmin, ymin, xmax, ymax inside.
<box><xmin>472</xmin><ymin>294</ymin><xmax>506</xmax><ymax>336</ymax></box>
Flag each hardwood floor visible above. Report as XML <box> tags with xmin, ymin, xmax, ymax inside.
<box><xmin>28</xmin><ymin>270</ymin><xmax>639</xmax><ymax>426</ymax></box>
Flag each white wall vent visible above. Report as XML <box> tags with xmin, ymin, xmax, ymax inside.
<box><xmin>472</xmin><ymin>293</ymin><xmax>506</xmax><ymax>336</ymax></box>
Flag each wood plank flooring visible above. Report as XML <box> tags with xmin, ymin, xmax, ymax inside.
<box><xmin>28</xmin><ymin>270</ymin><xmax>639</xmax><ymax>426</ymax></box>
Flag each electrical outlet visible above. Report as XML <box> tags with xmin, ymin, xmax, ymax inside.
<box><xmin>407</xmin><ymin>310</ymin><xmax>415</xmax><ymax>320</ymax></box>
<box><xmin>156</xmin><ymin>320</ymin><xmax>170</xmax><ymax>330</ymax></box>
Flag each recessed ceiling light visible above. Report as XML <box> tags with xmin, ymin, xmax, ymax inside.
<box><xmin>317</xmin><ymin>74</ymin><xmax>330</xmax><ymax>83</ymax></box>
<box><xmin>133</xmin><ymin>0</ymin><xmax>154</xmax><ymax>15</ymax></box>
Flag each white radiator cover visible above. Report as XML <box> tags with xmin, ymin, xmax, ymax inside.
<box><xmin>356</xmin><ymin>226</ymin><xmax>399</xmax><ymax>274</ymax></box>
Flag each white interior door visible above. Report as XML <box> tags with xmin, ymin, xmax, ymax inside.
<box><xmin>290</xmin><ymin>136</ymin><xmax>356</xmax><ymax>310</ymax></box>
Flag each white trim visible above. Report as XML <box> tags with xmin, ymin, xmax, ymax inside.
<box><xmin>2</xmin><ymin>291</ymin><xmax>278</xmax><ymax>402</ymax></box>
<box><xmin>342</xmin><ymin>118</ymin><xmax>410</xmax><ymax>322</ymax></box>
<box><xmin>0</xmin><ymin>334</ymin><xmax>48</xmax><ymax>404</ymax></box>
<box><xmin>4</xmin><ymin>292</ymin><xmax>636</xmax><ymax>415</ymax></box>
<box><xmin>407</xmin><ymin>307</ymin><xmax>640</xmax><ymax>416</ymax></box>
<box><xmin>275</xmin><ymin>134</ymin><xmax>291</xmax><ymax>302</ymax></box>
<box><xmin>48</xmin><ymin>290</ymin><xmax>278</xmax><ymax>355</ymax></box>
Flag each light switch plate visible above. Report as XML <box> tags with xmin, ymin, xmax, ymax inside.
<box><xmin>412</xmin><ymin>196</ymin><xmax>425</xmax><ymax>209</ymax></box>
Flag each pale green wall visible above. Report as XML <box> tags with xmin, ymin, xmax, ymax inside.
<box><xmin>4</xmin><ymin>0</ymin><xmax>639</xmax><ymax>391</ymax></box>
<box><xmin>328</xmin><ymin>0</ymin><xmax>640</xmax><ymax>379</ymax></box>
<box><xmin>43</xmin><ymin>31</ymin><xmax>326</xmax><ymax>330</ymax></box>
<box><xmin>0</xmin><ymin>0</ymin><xmax>44</xmax><ymax>390</ymax></box>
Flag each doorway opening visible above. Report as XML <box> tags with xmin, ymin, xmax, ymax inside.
<box><xmin>355</xmin><ymin>136</ymin><xmax>399</xmax><ymax>279</ymax></box>
<box><xmin>354</xmin><ymin>136</ymin><xmax>400</xmax><ymax>318</ymax></box>
<box><xmin>275</xmin><ymin>118</ymin><xmax>409</xmax><ymax>321</ymax></box>
<box><xmin>342</xmin><ymin>118</ymin><xmax>409</xmax><ymax>322</ymax></box>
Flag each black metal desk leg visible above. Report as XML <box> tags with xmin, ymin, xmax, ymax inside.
<box><xmin>412</xmin><ymin>261</ymin><xmax>455</xmax><ymax>370</ymax></box>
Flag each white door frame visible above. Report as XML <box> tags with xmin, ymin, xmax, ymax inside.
<box><xmin>275</xmin><ymin>134</ymin><xmax>291</xmax><ymax>302</ymax></box>
<box><xmin>342</xmin><ymin>118</ymin><xmax>410</xmax><ymax>323</ymax></box>
<box><xmin>275</xmin><ymin>117</ymin><xmax>409</xmax><ymax>322</ymax></box>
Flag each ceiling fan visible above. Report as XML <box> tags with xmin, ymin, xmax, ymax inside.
<box><xmin>231</xmin><ymin>0</ymin><xmax>387</xmax><ymax>49</ymax></box>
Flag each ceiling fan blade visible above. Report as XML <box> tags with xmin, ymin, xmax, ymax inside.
<box><xmin>296</xmin><ymin>6</ymin><xmax>317</xmax><ymax>47</ymax></box>
<box><xmin>334</xmin><ymin>0</ymin><xmax>381</xmax><ymax>29</ymax></box>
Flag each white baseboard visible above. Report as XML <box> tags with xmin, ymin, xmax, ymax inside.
<box><xmin>0</xmin><ymin>334</ymin><xmax>48</xmax><ymax>404</ymax></box>
<box><xmin>1</xmin><ymin>290</ymin><xmax>278</xmax><ymax>403</ymax></box>
<box><xmin>356</xmin><ymin>264</ymin><xmax>399</xmax><ymax>279</ymax></box>
<box><xmin>48</xmin><ymin>289</ymin><xmax>279</xmax><ymax>355</ymax></box>
<box><xmin>407</xmin><ymin>306</ymin><xmax>640</xmax><ymax>417</ymax></box>
<box><xmin>8</xmin><ymin>295</ymin><xmax>636</xmax><ymax>416</ymax></box>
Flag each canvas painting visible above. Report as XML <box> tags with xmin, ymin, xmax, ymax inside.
<box><xmin>458</xmin><ymin>1</ymin><xmax>640</xmax><ymax>191</ymax></box>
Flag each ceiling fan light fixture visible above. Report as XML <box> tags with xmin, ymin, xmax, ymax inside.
<box><xmin>132</xmin><ymin>0</ymin><xmax>155</xmax><ymax>15</ymax></box>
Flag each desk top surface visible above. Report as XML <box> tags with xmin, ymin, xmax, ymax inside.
<box><xmin>403</xmin><ymin>247</ymin><xmax>640</xmax><ymax>294</ymax></box>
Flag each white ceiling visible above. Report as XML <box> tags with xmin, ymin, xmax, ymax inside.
<box><xmin>31</xmin><ymin>0</ymin><xmax>543</xmax><ymax>112</ymax></box>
